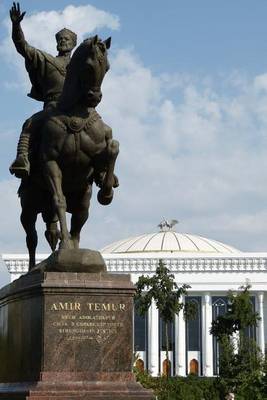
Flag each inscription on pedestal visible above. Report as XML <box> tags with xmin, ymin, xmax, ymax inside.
<box><xmin>41</xmin><ymin>282</ymin><xmax>133</xmax><ymax>373</ymax></box>
<box><xmin>49</xmin><ymin>301</ymin><xmax>126</xmax><ymax>344</ymax></box>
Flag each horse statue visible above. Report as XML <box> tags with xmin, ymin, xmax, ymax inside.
<box><xmin>18</xmin><ymin>35</ymin><xmax>119</xmax><ymax>269</ymax></box>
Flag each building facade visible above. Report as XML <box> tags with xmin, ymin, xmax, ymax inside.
<box><xmin>2</xmin><ymin>229</ymin><xmax>267</xmax><ymax>377</ymax></box>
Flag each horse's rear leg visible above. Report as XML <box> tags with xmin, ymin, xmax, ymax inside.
<box><xmin>70</xmin><ymin>210</ymin><xmax>88</xmax><ymax>249</ymax></box>
<box><xmin>70</xmin><ymin>187</ymin><xmax>91</xmax><ymax>249</ymax></box>
<box><xmin>43</xmin><ymin>160</ymin><xmax>70</xmax><ymax>249</ymax></box>
<box><xmin>20</xmin><ymin>210</ymin><xmax>38</xmax><ymax>270</ymax></box>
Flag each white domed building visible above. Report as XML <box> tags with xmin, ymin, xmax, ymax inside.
<box><xmin>2</xmin><ymin>223</ymin><xmax>267</xmax><ymax>377</ymax></box>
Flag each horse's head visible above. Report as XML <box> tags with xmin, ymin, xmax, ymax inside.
<box><xmin>59</xmin><ymin>35</ymin><xmax>111</xmax><ymax>111</ymax></box>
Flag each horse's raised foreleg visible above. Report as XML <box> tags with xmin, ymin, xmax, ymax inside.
<box><xmin>69</xmin><ymin>186</ymin><xmax>92</xmax><ymax>248</ymax></box>
<box><xmin>20</xmin><ymin>208</ymin><xmax>38</xmax><ymax>270</ymax></box>
<box><xmin>97</xmin><ymin>139</ymin><xmax>119</xmax><ymax>205</ymax></box>
<box><xmin>43</xmin><ymin>160</ymin><xmax>70</xmax><ymax>249</ymax></box>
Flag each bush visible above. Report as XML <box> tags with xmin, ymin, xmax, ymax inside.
<box><xmin>135</xmin><ymin>369</ymin><xmax>220</xmax><ymax>400</ymax></box>
<box><xmin>135</xmin><ymin>369</ymin><xmax>267</xmax><ymax>400</ymax></box>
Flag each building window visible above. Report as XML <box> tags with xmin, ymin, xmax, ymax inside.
<box><xmin>162</xmin><ymin>358</ymin><xmax>171</xmax><ymax>376</ymax></box>
<box><xmin>189</xmin><ymin>358</ymin><xmax>199</xmax><ymax>375</ymax></box>
<box><xmin>134</xmin><ymin>306</ymin><xmax>147</xmax><ymax>352</ymax></box>
<box><xmin>212</xmin><ymin>296</ymin><xmax>228</xmax><ymax>375</ymax></box>
<box><xmin>186</xmin><ymin>296</ymin><xmax>202</xmax><ymax>375</ymax></box>
<box><xmin>244</xmin><ymin>297</ymin><xmax>256</xmax><ymax>341</ymax></box>
<box><xmin>135</xmin><ymin>358</ymin><xmax>145</xmax><ymax>373</ymax></box>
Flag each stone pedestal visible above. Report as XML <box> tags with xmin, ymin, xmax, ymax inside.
<box><xmin>0</xmin><ymin>250</ymin><xmax>153</xmax><ymax>399</ymax></box>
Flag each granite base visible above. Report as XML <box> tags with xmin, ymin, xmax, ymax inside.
<box><xmin>0</xmin><ymin>380</ymin><xmax>153</xmax><ymax>399</ymax></box>
<box><xmin>0</xmin><ymin>253</ymin><xmax>154</xmax><ymax>399</ymax></box>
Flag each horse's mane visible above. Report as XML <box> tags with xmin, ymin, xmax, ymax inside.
<box><xmin>59</xmin><ymin>36</ymin><xmax>109</xmax><ymax>112</ymax></box>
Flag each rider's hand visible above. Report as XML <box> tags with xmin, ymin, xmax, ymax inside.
<box><xmin>10</xmin><ymin>2</ymin><xmax>26</xmax><ymax>24</ymax></box>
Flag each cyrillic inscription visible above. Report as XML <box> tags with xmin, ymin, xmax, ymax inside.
<box><xmin>48</xmin><ymin>301</ymin><xmax>127</xmax><ymax>343</ymax></box>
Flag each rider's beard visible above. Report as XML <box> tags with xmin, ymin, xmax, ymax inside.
<box><xmin>57</xmin><ymin>43</ymin><xmax>74</xmax><ymax>54</ymax></box>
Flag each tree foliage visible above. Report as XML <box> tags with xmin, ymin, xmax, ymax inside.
<box><xmin>135</xmin><ymin>260</ymin><xmax>190</xmax><ymax>323</ymax></box>
<box><xmin>134</xmin><ymin>260</ymin><xmax>193</xmax><ymax>376</ymax></box>
<box><xmin>210</xmin><ymin>285</ymin><xmax>265</xmax><ymax>399</ymax></box>
<box><xmin>210</xmin><ymin>285</ymin><xmax>260</xmax><ymax>340</ymax></box>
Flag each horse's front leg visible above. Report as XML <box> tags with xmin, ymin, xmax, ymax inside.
<box><xmin>44</xmin><ymin>221</ymin><xmax>61</xmax><ymax>251</ymax></box>
<box><xmin>97</xmin><ymin>139</ymin><xmax>119</xmax><ymax>205</ymax></box>
<box><xmin>43</xmin><ymin>160</ymin><xmax>70</xmax><ymax>249</ymax></box>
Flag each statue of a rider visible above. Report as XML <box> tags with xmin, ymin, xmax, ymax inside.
<box><xmin>9</xmin><ymin>2</ymin><xmax>77</xmax><ymax>178</ymax></box>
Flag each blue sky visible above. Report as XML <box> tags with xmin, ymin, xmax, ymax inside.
<box><xmin>2</xmin><ymin>1</ymin><xmax>267</xmax><ymax>79</ymax></box>
<box><xmin>1</xmin><ymin>0</ymin><xmax>267</xmax><ymax>281</ymax></box>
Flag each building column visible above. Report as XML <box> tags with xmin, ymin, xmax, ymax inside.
<box><xmin>175</xmin><ymin>295</ymin><xmax>186</xmax><ymax>376</ymax></box>
<box><xmin>203</xmin><ymin>293</ymin><xmax>213</xmax><ymax>376</ymax></box>
<box><xmin>147</xmin><ymin>300</ymin><xmax>159</xmax><ymax>376</ymax></box>
<box><xmin>231</xmin><ymin>292</ymin><xmax>238</xmax><ymax>354</ymax></box>
<box><xmin>257</xmin><ymin>292</ymin><xmax>265</xmax><ymax>355</ymax></box>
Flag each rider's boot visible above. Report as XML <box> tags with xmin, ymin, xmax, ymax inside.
<box><xmin>9</xmin><ymin>131</ymin><xmax>30</xmax><ymax>179</ymax></box>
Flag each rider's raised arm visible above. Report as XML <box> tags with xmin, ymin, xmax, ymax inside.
<box><xmin>10</xmin><ymin>2</ymin><xmax>34</xmax><ymax>59</ymax></box>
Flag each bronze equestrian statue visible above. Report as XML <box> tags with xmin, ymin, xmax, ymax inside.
<box><xmin>9</xmin><ymin>3</ymin><xmax>119</xmax><ymax>268</ymax></box>
<box><xmin>41</xmin><ymin>35</ymin><xmax>119</xmax><ymax>251</ymax></box>
<box><xmin>9</xmin><ymin>2</ymin><xmax>77</xmax><ymax>267</ymax></box>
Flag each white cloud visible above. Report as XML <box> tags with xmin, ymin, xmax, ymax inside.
<box><xmin>95</xmin><ymin>49</ymin><xmax>267</xmax><ymax>252</ymax></box>
<box><xmin>0</xmin><ymin>4</ymin><xmax>119</xmax><ymax>89</ymax></box>
<box><xmin>17</xmin><ymin>4</ymin><xmax>119</xmax><ymax>51</ymax></box>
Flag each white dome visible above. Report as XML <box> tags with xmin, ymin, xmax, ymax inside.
<box><xmin>101</xmin><ymin>231</ymin><xmax>241</xmax><ymax>255</ymax></box>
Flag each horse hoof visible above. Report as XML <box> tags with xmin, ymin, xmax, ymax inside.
<box><xmin>70</xmin><ymin>238</ymin><xmax>80</xmax><ymax>249</ymax></box>
<box><xmin>59</xmin><ymin>240</ymin><xmax>72</xmax><ymax>250</ymax></box>
<box><xmin>45</xmin><ymin>229</ymin><xmax>61</xmax><ymax>252</ymax></box>
<box><xmin>97</xmin><ymin>188</ymin><xmax>114</xmax><ymax>205</ymax></box>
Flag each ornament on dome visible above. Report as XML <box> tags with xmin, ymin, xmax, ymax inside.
<box><xmin>158</xmin><ymin>219</ymin><xmax>178</xmax><ymax>232</ymax></box>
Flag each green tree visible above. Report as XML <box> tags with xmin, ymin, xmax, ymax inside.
<box><xmin>210</xmin><ymin>285</ymin><xmax>264</xmax><ymax>399</ymax></box>
<box><xmin>134</xmin><ymin>260</ymin><xmax>193</xmax><ymax>376</ymax></box>
<box><xmin>211</xmin><ymin>285</ymin><xmax>260</xmax><ymax>340</ymax></box>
